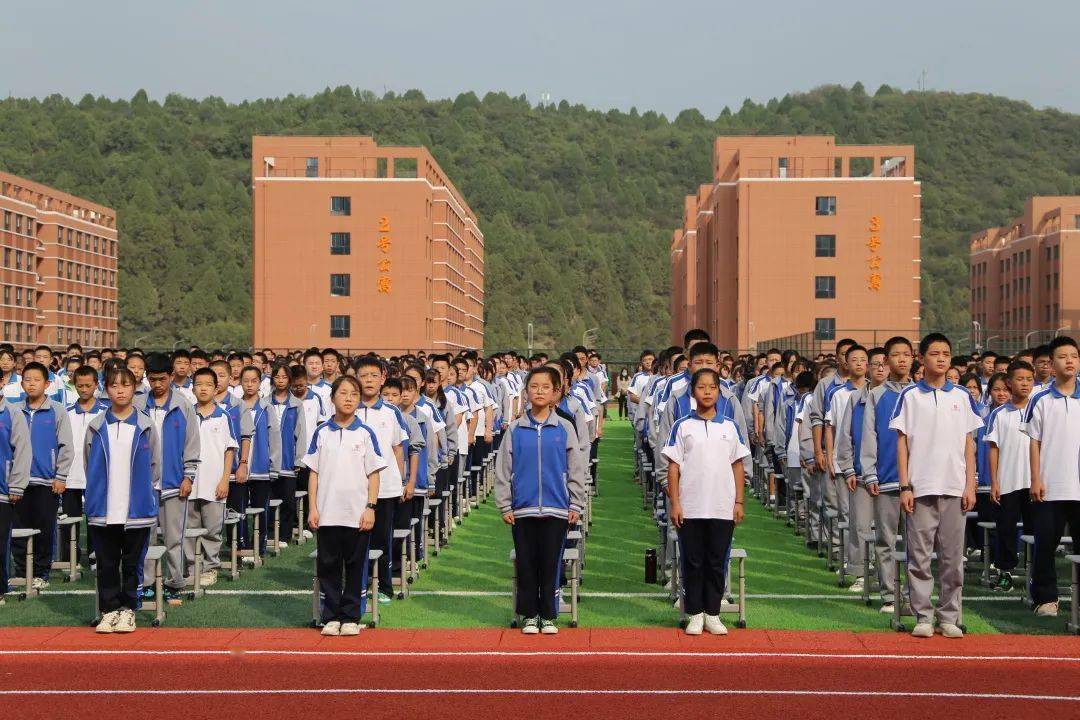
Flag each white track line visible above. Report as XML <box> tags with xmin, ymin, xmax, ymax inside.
<box><xmin>0</xmin><ymin>649</ymin><xmax>1076</xmax><ymax>662</ymax></box>
<box><xmin>0</xmin><ymin>688</ymin><xmax>1075</xmax><ymax>701</ymax></box>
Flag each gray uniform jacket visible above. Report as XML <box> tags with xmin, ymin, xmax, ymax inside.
<box><xmin>835</xmin><ymin>383</ymin><xmax>871</xmax><ymax>481</ymax></box>
<box><xmin>0</xmin><ymin>400</ymin><xmax>31</xmax><ymax>502</ymax></box>
<box><xmin>859</xmin><ymin>380</ymin><xmax>913</xmax><ymax>489</ymax></box>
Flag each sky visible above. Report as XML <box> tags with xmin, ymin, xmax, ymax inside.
<box><xmin>4</xmin><ymin>0</ymin><xmax>1078</xmax><ymax>116</ymax></box>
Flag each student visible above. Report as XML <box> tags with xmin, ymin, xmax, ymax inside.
<box><xmin>827</xmin><ymin>344</ymin><xmax>870</xmax><ymax>591</ymax></box>
<box><xmin>1031</xmin><ymin>345</ymin><xmax>1053</xmax><ymax>393</ymax></box>
<box><xmin>170</xmin><ymin>350</ymin><xmax>196</xmax><ymax>405</ymax></box>
<box><xmin>0</xmin><ymin>395</ymin><xmax>31</xmax><ymax>603</ymax></box>
<box><xmin>137</xmin><ymin>353</ymin><xmax>200</xmax><ymax>602</ymax></box>
<box><xmin>0</xmin><ymin>349</ymin><xmax>23</xmax><ymax>401</ymax></box>
<box><xmin>495</xmin><ymin>366</ymin><xmax>587</xmax><ymax>635</ymax></box>
<box><xmin>125</xmin><ymin>353</ymin><xmax>149</xmax><ymax>401</ymax></box>
<box><xmin>321</xmin><ymin>348</ymin><xmax>343</xmax><ymax>385</ymax></box>
<box><xmin>185</xmin><ymin>368</ymin><xmax>238</xmax><ymax>586</ymax></box>
<box><xmin>63</xmin><ymin>365</ymin><xmax>109</xmax><ymax>569</ymax></box>
<box><xmin>290</xmin><ymin>364</ymin><xmax>324</xmax><ymax>539</ymax></box>
<box><xmin>264</xmin><ymin>361</ymin><xmax>306</xmax><ymax>551</ymax></box>
<box><xmin>10</xmin><ymin>362</ymin><xmax>74</xmax><ymax>589</ymax></box>
<box><xmin>355</xmin><ymin>356</ymin><xmax>407</xmax><ymax>604</ymax></box>
<box><xmin>890</xmin><ymin>333</ymin><xmax>982</xmax><ymax>638</ymax></box>
<box><xmin>85</xmin><ymin>367</ymin><xmax>160</xmax><ymax>633</ymax></box>
<box><xmin>783</xmin><ymin>371</ymin><xmax>816</xmax><ymax>545</ymax></box>
<box><xmin>970</xmin><ymin>372</ymin><xmax>1008</xmax><ymax>556</ymax></box>
<box><xmin>1023</xmin><ymin>336</ymin><xmax>1080</xmax><ymax>617</ymax></box>
<box><xmin>304</xmin><ymin>375</ymin><xmax>386</xmax><ymax>636</ymax></box>
<box><xmin>233</xmin><ymin>366</ymin><xmax>276</xmax><ymax>559</ymax></box>
<box><xmin>663</xmin><ymin>368</ymin><xmax>750</xmax><ymax>635</ymax></box>
<box><xmin>304</xmin><ymin>348</ymin><xmax>332</xmax><ymax>404</ymax></box>
<box><xmin>985</xmin><ymin>360</ymin><xmax>1035</xmax><ymax>592</ymax></box>
<box><xmin>390</xmin><ymin>376</ymin><xmax>432</xmax><ymax>567</ymax></box>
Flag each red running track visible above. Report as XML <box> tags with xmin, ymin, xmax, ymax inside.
<box><xmin>2</xmin><ymin>628</ymin><xmax>1078</xmax><ymax>720</ymax></box>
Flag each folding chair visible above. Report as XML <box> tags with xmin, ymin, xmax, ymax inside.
<box><xmin>859</xmin><ymin>530</ymin><xmax>876</xmax><ymax>606</ymax></box>
<box><xmin>8</xmin><ymin>528</ymin><xmax>40</xmax><ymax>599</ymax></box>
<box><xmin>976</xmin><ymin>521</ymin><xmax>996</xmax><ymax>587</ymax></box>
<box><xmin>439</xmin><ymin>489</ymin><xmax>452</xmax><ymax>541</ymax></box>
<box><xmin>182</xmin><ymin>527</ymin><xmax>208</xmax><ymax>601</ymax></box>
<box><xmin>92</xmin><ymin>544</ymin><xmax>166</xmax><ymax>627</ymax></box>
<box><xmin>392</xmin><ymin>527</ymin><xmax>413</xmax><ymax>599</ymax></box>
<box><xmin>427</xmin><ymin>497</ymin><xmax>443</xmax><ymax>556</ymax></box>
<box><xmin>240</xmin><ymin>507</ymin><xmax>264</xmax><ymax>568</ymax></box>
<box><xmin>220</xmin><ymin>509</ymin><xmax>241</xmax><ymax>580</ymax></box>
<box><xmin>1067</xmin><ymin>555</ymin><xmax>1079</xmax><ymax>635</ymax></box>
<box><xmin>408</xmin><ymin>516</ymin><xmax>420</xmax><ymax>581</ymax></box>
<box><xmin>310</xmin><ymin>547</ymin><xmax>382</xmax><ymax>628</ymax></box>
<box><xmin>267</xmin><ymin>498</ymin><xmax>283</xmax><ymax>557</ymax></box>
<box><xmin>837</xmin><ymin>520</ymin><xmax>850</xmax><ymax>586</ymax></box>
<box><xmin>823</xmin><ymin>509</ymin><xmax>839</xmax><ymax>570</ymax></box>
<box><xmin>53</xmin><ymin>515</ymin><xmax>83</xmax><ymax>583</ymax></box>
<box><xmin>293</xmin><ymin>490</ymin><xmax>308</xmax><ymax>544</ymax></box>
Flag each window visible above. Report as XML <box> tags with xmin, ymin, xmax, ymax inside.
<box><xmin>1054</xmin><ymin>245</ymin><xmax>1060</xmax><ymax>260</ymax></box>
<box><xmin>2</xmin><ymin>211</ymin><xmax>9</xmax><ymax>230</ymax></box>
<box><xmin>305</xmin><ymin>157</ymin><xmax>319</xmax><ymax>178</ymax></box>
<box><xmin>2</xmin><ymin>286</ymin><xmax>8</xmax><ymax>304</ymax></box>
<box><xmin>57</xmin><ymin>294</ymin><xmax>63</xmax><ymax>311</ymax></box>
<box><xmin>330</xmin><ymin>196</ymin><xmax>351</xmax><ymax>216</ymax></box>
<box><xmin>330</xmin><ymin>273</ymin><xmax>351</xmax><ymax>296</ymax></box>
<box><xmin>330</xmin><ymin>232</ymin><xmax>351</xmax><ymax>255</ymax></box>
<box><xmin>14</xmin><ymin>250</ymin><xmax>22</xmax><ymax>270</ymax></box>
<box><xmin>2</xmin><ymin>322</ymin><xmax>9</xmax><ymax>341</ymax></box>
<box><xmin>815</xmin><ymin>317</ymin><xmax>836</xmax><ymax>341</ymax></box>
<box><xmin>815</xmin><ymin>234</ymin><xmax>836</xmax><ymax>257</ymax></box>
<box><xmin>67</xmin><ymin>229</ymin><xmax>73</xmax><ymax>244</ymax></box>
<box><xmin>1075</xmin><ymin>214</ymin><xmax>1080</xmax><ymax>230</ymax></box>
<box><xmin>76</xmin><ymin>297</ymin><xmax>82</xmax><ymax>313</ymax></box>
<box><xmin>2</xmin><ymin>248</ymin><xmax>8</xmax><ymax>267</ymax></box>
<box><xmin>76</xmin><ymin>265</ymin><xmax>82</xmax><ymax>281</ymax></box>
<box><xmin>14</xmin><ymin>215</ymin><xmax>21</xmax><ymax>233</ymax></box>
<box><xmin>14</xmin><ymin>324</ymin><xmax>20</xmax><ymax>342</ymax></box>
<box><xmin>67</xmin><ymin>296</ymin><xmax>72</xmax><ymax>311</ymax></box>
<box><xmin>330</xmin><ymin>315</ymin><xmax>351</xmax><ymax>338</ymax></box>
<box><xmin>815</xmin><ymin>196</ymin><xmax>836</xmax><ymax>216</ymax></box>
<box><xmin>815</xmin><ymin>276</ymin><xmax>836</xmax><ymax>299</ymax></box>
<box><xmin>26</xmin><ymin>291</ymin><xmax>32</xmax><ymax>308</ymax></box>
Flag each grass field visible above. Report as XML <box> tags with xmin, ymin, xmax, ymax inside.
<box><xmin>0</xmin><ymin>420</ymin><xmax>1072</xmax><ymax>633</ymax></box>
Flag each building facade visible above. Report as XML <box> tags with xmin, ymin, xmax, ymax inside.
<box><xmin>670</xmin><ymin>136</ymin><xmax>921</xmax><ymax>352</ymax></box>
<box><xmin>969</xmin><ymin>196</ymin><xmax>1080</xmax><ymax>349</ymax></box>
<box><xmin>251</xmin><ymin>136</ymin><xmax>484</xmax><ymax>353</ymax></box>
<box><xmin>0</xmin><ymin>172</ymin><xmax>119</xmax><ymax>349</ymax></box>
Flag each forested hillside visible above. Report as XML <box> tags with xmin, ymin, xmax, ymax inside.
<box><xmin>0</xmin><ymin>84</ymin><xmax>1076</xmax><ymax>350</ymax></box>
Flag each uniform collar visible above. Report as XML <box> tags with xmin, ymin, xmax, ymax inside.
<box><xmin>916</xmin><ymin>379</ymin><xmax>955</xmax><ymax>393</ymax></box>
<box><xmin>197</xmin><ymin>404</ymin><xmax>228</xmax><ymax>420</ymax></box>
<box><xmin>146</xmin><ymin>390</ymin><xmax>177</xmax><ymax>410</ymax></box>
<box><xmin>690</xmin><ymin>410</ymin><xmax>726</xmax><ymax>424</ymax></box>
<box><xmin>328</xmin><ymin>416</ymin><xmax>363</xmax><ymax>431</ymax></box>
<box><xmin>525</xmin><ymin>409</ymin><xmax>558</xmax><ymax>427</ymax></box>
<box><xmin>105</xmin><ymin>409</ymin><xmax>139</xmax><ymax>426</ymax></box>
<box><xmin>1048</xmin><ymin>382</ymin><xmax>1080</xmax><ymax>399</ymax></box>
<box><xmin>69</xmin><ymin>399</ymin><xmax>109</xmax><ymax>414</ymax></box>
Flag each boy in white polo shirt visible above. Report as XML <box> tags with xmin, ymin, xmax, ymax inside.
<box><xmin>985</xmin><ymin>360</ymin><xmax>1035</xmax><ymax>592</ymax></box>
<box><xmin>1023</xmin><ymin>336</ymin><xmax>1080</xmax><ymax>617</ymax></box>
<box><xmin>304</xmin><ymin>375</ymin><xmax>387</xmax><ymax>636</ymax></box>
<box><xmin>663</xmin><ymin>368</ymin><xmax>750</xmax><ymax>636</ymax></box>
<box><xmin>890</xmin><ymin>333</ymin><xmax>982</xmax><ymax>638</ymax></box>
<box><xmin>186</xmin><ymin>368</ymin><xmax>238</xmax><ymax>586</ymax></box>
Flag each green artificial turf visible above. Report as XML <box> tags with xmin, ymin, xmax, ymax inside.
<box><xmin>0</xmin><ymin>420</ymin><xmax>1072</xmax><ymax>633</ymax></box>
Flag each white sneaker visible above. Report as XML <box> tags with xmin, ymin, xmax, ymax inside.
<box><xmin>113</xmin><ymin>608</ymin><xmax>136</xmax><ymax>633</ymax></box>
<box><xmin>302</xmin><ymin>530</ymin><xmax>313</xmax><ymax>540</ymax></box>
<box><xmin>685</xmin><ymin>613</ymin><xmax>704</xmax><ymax>635</ymax></box>
<box><xmin>848</xmin><ymin>577</ymin><xmax>865</xmax><ymax>593</ymax></box>
<box><xmin>320</xmin><ymin>621</ymin><xmax>341</xmax><ymax>636</ymax></box>
<box><xmin>938</xmin><ymin>623</ymin><xmax>963</xmax><ymax>639</ymax></box>
<box><xmin>277</xmin><ymin>541</ymin><xmax>289</xmax><ymax>550</ymax></box>
<box><xmin>241</xmin><ymin>556</ymin><xmax>256</xmax><ymax>566</ymax></box>
<box><xmin>879</xmin><ymin>602</ymin><xmax>895</xmax><ymax>615</ymax></box>
<box><xmin>31</xmin><ymin>577</ymin><xmax>49</xmax><ymax>591</ymax></box>
<box><xmin>704</xmin><ymin>615</ymin><xmax>728</xmax><ymax>635</ymax></box>
<box><xmin>95</xmin><ymin>610</ymin><xmax>120</xmax><ymax>634</ymax></box>
<box><xmin>339</xmin><ymin>622</ymin><xmax>362</xmax><ymax>636</ymax></box>
<box><xmin>540</xmin><ymin>619</ymin><xmax>558</xmax><ymax>635</ymax></box>
<box><xmin>521</xmin><ymin>617</ymin><xmax>540</xmax><ymax>635</ymax></box>
<box><xmin>1034</xmin><ymin>601</ymin><xmax>1059</xmax><ymax>617</ymax></box>
<box><xmin>911</xmin><ymin>622</ymin><xmax>933</xmax><ymax>638</ymax></box>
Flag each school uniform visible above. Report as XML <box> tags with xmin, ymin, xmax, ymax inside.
<box><xmin>295</xmin><ymin>389</ymin><xmax>328</xmax><ymax>522</ymax></box>
<box><xmin>64</xmin><ymin>399</ymin><xmax>111</xmax><ymax>566</ymax></box>
<box><xmin>303</xmin><ymin>416</ymin><xmax>387</xmax><ymax>624</ymax></box>
<box><xmin>494</xmin><ymin>411</ymin><xmax>587</xmax><ymax>621</ymax></box>
<box><xmin>84</xmin><ymin>410</ymin><xmax>160</xmax><ymax>612</ymax></box>
<box><xmin>137</xmin><ymin>390</ymin><xmax>200</xmax><ymax>590</ymax></box>
<box><xmin>859</xmin><ymin>379</ymin><xmax>912</xmax><ymax>604</ymax></box>
<box><xmin>969</xmin><ymin>402</ymin><xmax>998</xmax><ymax>554</ymax></box>
<box><xmin>662</xmin><ymin>412</ymin><xmax>751</xmax><ymax>616</ymax></box>
<box><xmin>0</xmin><ymin>401</ymin><xmax>31</xmax><ymax>593</ymax></box>
<box><xmin>889</xmin><ymin>380</ymin><xmax>983</xmax><ymax>626</ymax></box>
<box><xmin>186</xmin><ymin>406</ymin><xmax>239</xmax><ymax>576</ymax></box>
<box><xmin>1</xmin><ymin>373</ymin><xmax>23</xmax><ymax>402</ymax></box>
<box><xmin>269</xmin><ymin>392</ymin><xmax>307</xmax><ymax>547</ymax></box>
<box><xmin>782</xmin><ymin>393</ymin><xmax>813</xmax><ymax>533</ymax></box>
<box><xmin>393</xmin><ymin>410</ymin><xmax>425</xmax><ymax>571</ymax></box>
<box><xmin>821</xmin><ymin>379</ymin><xmax>857</xmax><ymax>549</ymax></box>
<box><xmin>231</xmin><ymin>396</ymin><xmax>276</xmax><ymax>555</ymax></box>
<box><xmin>468</xmin><ymin>378</ymin><xmax>497</xmax><ymax>498</ymax></box>
<box><xmin>308</xmin><ymin>378</ymin><xmax>332</xmax><ymax>405</ymax></box>
<box><xmin>832</xmin><ymin>382</ymin><xmax>874</xmax><ymax>571</ymax></box>
<box><xmin>357</xmin><ymin>398</ymin><xmax>408</xmax><ymax>598</ymax></box>
<box><xmin>983</xmin><ymin>402</ymin><xmax>1031</xmax><ymax>573</ymax></box>
<box><xmin>1022</xmin><ymin>382</ymin><xmax>1080</xmax><ymax>606</ymax></box>
<box><xmin>170</xmin><ymin>379</ymin><xmax>196</xmax><ymax>407</ymax></box>
<box><xmin>444</xmin><ymin>384</ymin><xmax>472</xmax><ymax>516</ymax></box>
<box><xmin>11</xmin><ymin>398</ymin><xmax>74</xmax><ymax>582</ymax></box>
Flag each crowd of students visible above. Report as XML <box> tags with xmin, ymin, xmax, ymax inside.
<box><xmin>0</xmin><ymin>342</ymin><xmax>611</xmax><ymax>636</ymax></box>
<box><xmin>631</xmin><ymin>329</ymin><xmax>1079</xmax><ymax>637</ymax></box>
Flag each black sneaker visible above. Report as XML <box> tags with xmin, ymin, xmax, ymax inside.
<box><xmin>995</xmin><ymin>572</ymin><xmax>1013</xmax><ymax>592</ymax></box>
<box><xmin>164</xmin><ymin>588</ymin><xmax>184</xmax><ymax>605</ymax></box>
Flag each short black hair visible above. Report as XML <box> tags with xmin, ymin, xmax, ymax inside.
<box><xmin>884</xmin><ymin>336</ymin><xmax>913</xmax><ymax>355</ymax></box>
<box><xmin>354</xmin><ymin>355</ymin><xmax>383</xmax><ymax>373</ymax></box>
<box><xmin>1007</xmin><ymin>360</ymin><xmax>1035</xmax><ymax>377</ymax></box>
<box><xmin>289</xmin><ymin>365</ymin><xmax>307</xmax><ymax>382</ymax></box>
<box><xmin>868</xmin><ymin>347</ymin><xmax>886</xmax><ymax>363</ymax></box>
<box><xmin>845</xmin><ymin>344</ymin><xmax>868</xmax><ymax>359</ymax></box>
<box><xmin>690</xmin><ymin>368</ymin><xmax>721</xmax><ymax>387</ymax></box>
<box><xmin>1048</xmin><ymin>336</ymin><xmax>1078</xmax><ymax>357</ymax></box>
<box><xmin>381</xmin><ymin>377</ymin><xmax>403</xmax><ymax>393</ymax></box>
<box><xmin>1033</xmin><ymin>344</ymin><xmax>1051</xmax><ymax>361</ymax></box>
<box><xmin>683</xmin><ymin>329</ymin><xmax>711</xmax><ymax>347</ymax></box>
<box><xmin>919</xmin><ymin>333</ymin><xmax>952</xmax><ymax>356</ymax></box>
<box><xmin>144</xmin><ymin>352</ymin><xmax>172</xmax><ymax>375</ymax></box>
<box><xmin>192</xmin><ymin>367</ymin><xmax>218</xmax><ymax>385</ymax></box>
<box><xmin>527</xmin><ymin>366</ymin><xmax>562</xmax><ymax>390</ymax></box>
<box><xmin>240</xmin><ymin>365</ymin><xmax>262</xmax><ymax>380</ymax></box>
<box><xmin>72</xmin><ymin>365</ymin><xmax>98</xmax><ymax>383</ymax></box>
<box><xmin>171</xmin><ymin>349</ymin><xmax>191</xmax><ymax>362</ymax></box>
<box><xmin>687</xmin><ymin>342</ymin><xmax>720</xmax><ymax>361</ymax></box>
<box><xmin>794</xmin><ymin>371</ymin><xmax>816</xmax><ymax>392</ymax></box>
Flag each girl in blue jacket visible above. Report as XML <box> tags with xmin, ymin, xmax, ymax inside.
<box><xmin>84</xmin><ymin>367</ymin><xmax>161</xmax><ymax>634</ymax></box>
<box><xmin>494</xmin><ymin>366</ymin><xmax>587</xmax><ymax>635</ymax></box>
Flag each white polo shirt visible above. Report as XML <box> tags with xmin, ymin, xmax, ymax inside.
<box><xmin>661</xmin><ymin>413</ymin><xmax>750</xmax><ymax>520</ymax></box>
<box><xmin>66</xmin><ymin>399</ymin><xmax>110</xmax><ymax>491</ymax></box>
<box><xmin>356</xmin><ymin>398</ymin><xmax>406</xmax><ymax>499</ymax></box>
<box><xmin>309</xmin><ymin>378</ymin><xmax>332</xmax><ymax>405</ymax></box>
<box><xmin>105</xmin><ymin>417</ymin><xmax>136</xmax><ymax>525</ymax></box>
<box><xmin>468</xmin><ymin>379</ymin><xmax>496</xmax><ymax>440</ymax></box>
<box><xmin>445</xmin><ymin>387</ymin><xmax>471</xmax><ymax>456</ymax></box>
<box><xmin>1022</xmin><ymin>383</ymin><xmax>1080</xmax><ymax>502</ymax></box>
<box><xmin>983</xmin><ymin>402</ymin><xmax>1031</xmax><ymax>496</ymax></box>
<box><xmin>298</xmin><ymin>390</ymin><xmax>326</xmax><ymax>451</ymax></box>
<box><xmin>302</xmin><ymin>417</ymin><xmax>387</xmax><ymax>528</ymax></box>
<box><xmin>889</xmin><ymin>380</ymin><xmax>983</xmax><ymax>498</ymax></box>
<box><xmin>193</xmin><ymin>407</ymin><xmax>238</xmax><ymax>503</ymax></box>
<box><xmin>825</xmin><ymin>382</ymin><xmax>860</xmax><ymax>475</ymax></box>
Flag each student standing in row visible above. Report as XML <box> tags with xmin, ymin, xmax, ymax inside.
<box><xmin>85</xmin><ymin>367</ymin><xmax>160</xmax><ymax>633</ymax></box>
<box><xmin>496</xmin><ymin>366</ymin><xmax>587</xmax><ymax>635</ymax></box>
<box><xmin>268</xmin><ymin>361</ymin><xmax>306</xmax><ymax>551</ymax></box>
<box><xmin>1023</xmin><ymin>336</ymin><xmax>1080</xmax><ymax>617</ymax></box>
<box><xmin>664</xmin><ymin>368</ymin><xmax>750</xmax><ymax>636</ymax></box>
<box><xmin>0</xmin><ymin>396</ymin><xmax>31</xmax><ymax>603</ymax></box>
<box><xmin>63</xmin><ymin>365</ymin><xmax>110</xmax><ymax>569</ymax></box>
<box><xmin>305</xmin><ymin>376</ymin><xmax>387</xmax><ymax>636</ymax></box>
<box><xmin>891</xmin><ymin>333</ymin><xmax>982</xmax><ymax>638</ymax></box>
